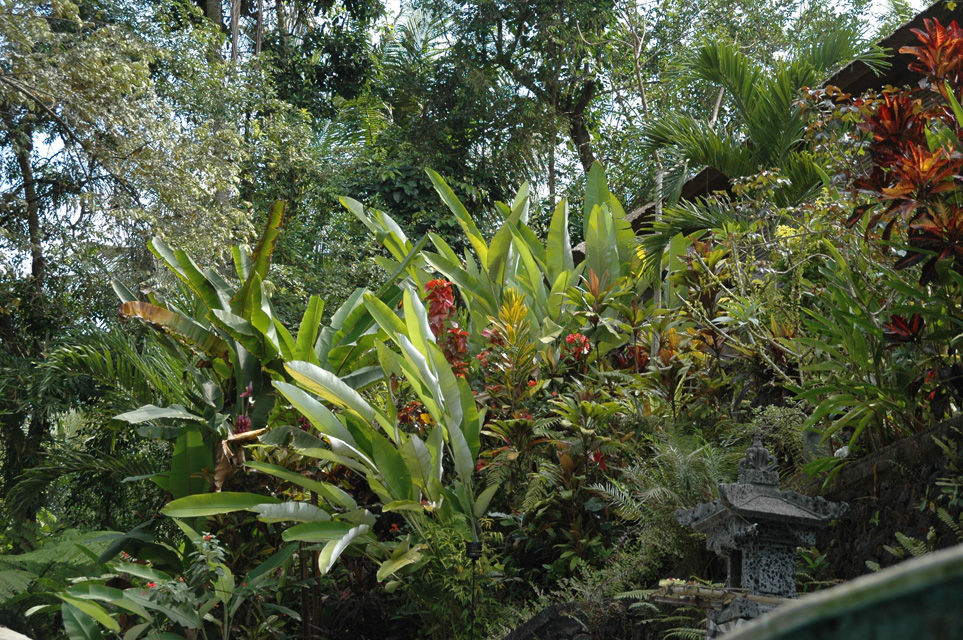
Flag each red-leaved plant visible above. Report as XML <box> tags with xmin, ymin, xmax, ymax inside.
<box><xmin>850</xmin><ymin>18</ymin><xmax>963</xmax><ymax>285</ymax></box>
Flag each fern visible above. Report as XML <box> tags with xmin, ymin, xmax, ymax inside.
<box><xmin>664</xmin><ymin>627</ymin><xmax>706</xmax><ymax>640</ymax></box>
<box><xmin>894</xmin><ymin>531</ymin><xmax>931</xmax><ymax>558</ymax></box>
<box><xmin>937</xmin><ymin>508</ymin><xmax>963</xmax><ymax>539</ymax></box>
<box><xmin>0</xmin><ymin>530</ymin><xmax>115</xmax><ymax>608</ymax></box>
<box><xmin>520</xmin><ymin>472</ymin><xmax>551</xmax><ymax>514</ymax></box>
<box><xmin>41</xmin><ymin>328</ymin><xmax>193</xmax><ymax>412</ymax></box>
<box><xmin>591</xmin><ymin>478</ymin><xmax>646</xmax><ymax>522</ymax></box>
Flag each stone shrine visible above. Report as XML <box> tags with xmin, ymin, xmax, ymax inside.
<box><xmin>674</xmin><ymin>434</ymin><xmax>848</xmax><ymax>637</ymax></box>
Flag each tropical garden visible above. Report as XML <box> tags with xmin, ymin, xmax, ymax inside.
<box><xmin>2</xmin><ymin>0</ymin><xmax>963</xmax><ymax>638</ymax></box>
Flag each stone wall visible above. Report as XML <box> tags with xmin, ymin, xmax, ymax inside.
<box><xmin>812</xmin><ymin>415</ymin><xmax>963</xmax><ymax>580</ymax></box>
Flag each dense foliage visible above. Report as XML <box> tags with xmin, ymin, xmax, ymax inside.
<box><xmin>4</xmin><ymin>1</ymin><xmax>963</xmax><ymax>639</ymax></box>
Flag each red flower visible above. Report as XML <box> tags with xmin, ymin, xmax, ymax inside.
<box><xmin>527</xmin><ymin>379</ymin><xmax>537</xmax><ymax>387</ymax></box>
<box><xmin>234</xmin><ymin>414</ymin><xmax>251</xmax><ymax>434</ymax></box>
<box><xmin>563</xmin><ymin>333</ymin><xmax>591</xmax><ymax>357</ymax></box>
<box><xmin>389</xmin><ymin>523</ymin><xmax>400</xmax><ymax>533</ymax></box>
<box><xmin>147</xmin><ymin>582</ymin><xmax>157</xmax><ymax>588</ymax></box>
<box><xmin>591</xmin><ymin>450</ymin><xmax>607</xmax><ymax>471</ymax></box>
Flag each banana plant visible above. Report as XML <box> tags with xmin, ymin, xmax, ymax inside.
<box><xmin>108</xmin><ymin>202</ymin><xmax>432</xmax><ymax>586</ymax></box>
<box><xmin>272</xmin><ymin>287</ymin><xmax>496</xmax><ymax>579</ymax></box>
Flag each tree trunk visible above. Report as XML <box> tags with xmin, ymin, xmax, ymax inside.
<box><xmin>565</xmin><ymin>81</ymin><xmax>597</xmax><ymax>175</ymax></box>
<box><xmin>548</xmin><ymin>121</ymin><xmax>556</xmax><ymax>210</ymax></box>
<box><xmin>276</xmin><ymin>0</ymin><xmax>286</xmax><ymax>44</ymax></box>
<box><xmin>567</xmin><ymin>112</ymin><xmax>596</xmax><ymax>176</ymax></box>
<box><xmin>230</xmin><ymin>0</ymin><xmax>241</xmax><ymax>61</ymax></box>
<box><xmin>199</xmin><ymin>0</ymin><xmax>226</xmax><ymax>31</ymax></box>
<box><xmin>255</xmin><ymin>0</ymin><xmax>264</xmax><ymax>54</ymax></box>
<box><xmin>11</xmin><ymin>124</ymin><xmax>45</xmax><ymax>319</ymax></box>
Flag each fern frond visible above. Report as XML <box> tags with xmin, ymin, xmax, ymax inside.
<box><xmin>937</xmin><ymin>507</ymin><xmax>963</xmax><ymax>540</ymax></box>
<box><xmin>590</xmin><ymin>480</ymin><xmax>645</xmax><ymax>522</ymax></box>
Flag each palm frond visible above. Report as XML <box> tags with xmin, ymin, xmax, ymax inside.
<box><xmin>42</xmin><ymin>328</ymin><xmax>192</xmax><ymax>411</ymax></box>
<box><xmin>639</xmin><ymin>115</ymin><xmax>756</xmax><ymax>180</ymax></box>
<box><xmin>5</xmin><ymin>447</ymin><xmax>163</xmax><ymax>518</ymax></box>
<box><xmin>638</xmin><ymin>196</ymin><xmax>757</xmax><ymax>277</ymax></box>
<box><xmin>682</xmin><ymin>39</ymin><xmax>762</xmax><ymax>123</ymax></box>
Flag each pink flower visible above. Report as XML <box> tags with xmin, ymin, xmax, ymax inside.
<box><xmin>147</xmin><ymin>582</ymin><xmax>157</xmax><ymax>588</ymax></box>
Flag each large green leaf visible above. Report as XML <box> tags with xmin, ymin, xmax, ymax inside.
<box><xmin>65</xmin><ymin>584</ymin><xmax>151</xmax><ymax>620</ymax></box>
<box><xmin>583</xmin><ymin>162</ymin><xmax>609</xmax><ymax>240</ymax></box>
<box><xmin>251</xmin><ymin>502</ymin><xmax>332</xmax><ymax>523</ymax></box>
<box><xmin>210</xmin><ymin>309</ymin><xmax>272</xmax><ymax>361</ymax></box>
<box><xmin>148</xmin><ymin>239</ymin><xmax>225</xmax><ymax>313</ymax></box>
<box><xmin>58</xmin><ymin>597</ymin><xmax>118</xmax><ymax>633</ymax></box>
<box><xmin>376</xmin><ymin>542</ymin><xmax>425</xmax><ymax>582</ymax></box>
<box><xmin>426</xmin><ymin>169</ymin><xmax>489</xmax><ymax>269</ymax></box>
<box><xmin>281</xmin><ymin>521</ymin><xmax>358</xmax><ymax>543</ymax></box>
<box><xmin>272</xmin><ymin>382</ymin><xmax>359</xmax><ymax>449</ymax></box>
<box><xmin>161</xmin><ymin>492</ymin><xmax>280</xmax><ymax>517</ymax></box>
<box><xmin>61</xmin><ymin>603</ymin><xmax>107</xmax><ymax>640</ymax></box>
<box><xmin>342</xmin><ymin>197</ymin><xmax>412</xmax><ymax>264</ymax></box>
<box><xmin>246</xmin><ymin>543</ymin><xmax>298</xmax><ymax>583</ymax></box>
<box><xmin>585</xmin><ymin>203</ymin><xmax>618</xmax><ymax>283</ymax></box>
<box><xmin>370</xmin><ymin>431</ymin><xmax>413</xmax><ymax>501</ymax></box>
<box><xmin>114</xmin><ymin>404</ymin><xmax>204</xmax><ymax>424</ymax></box>
<box><xmin>317</xmin><ymin>524</ymin><xmax>370</xmax><ymax>574</ymax></box>
<box><xmin>124</xmin><ymin>589</ymin><xmax>200</xmax><ymax>629</ymax></box>
<box><xmin>169</xmin><ymin>425</ymin><xmax>211</xmax><ymax>499</ymax></box>
<box><xmin>232</xmin><ymin>200</ymin><xmax>285</xmax><ymax>318</ymax></box>
<box><xmin>285</xmin><ymin>360</ymin><xmax>380</xmax><ymax>427</ymax></box>
<box><xmin>295</xmin><ymin>296</ymin><xmax>324</xmax><ymax>364</ymax></box>
<box><xmin>244</xmin><ymin>461</ymin><xmax>357</xmax><ymax>510</ymax></box>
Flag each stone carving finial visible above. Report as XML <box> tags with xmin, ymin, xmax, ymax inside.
<box><xmin>738</xmin><ymin>432</ymin><xmax>778</xmax><ymax>485</ymax></box>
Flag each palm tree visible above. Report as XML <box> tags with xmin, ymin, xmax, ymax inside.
<box><xmin>636</xmin><ymin>28</ymin><xmax>889</xmax><ymax>277</ymax></box>
<box><xmin>641</xmin><ymin>27</ymin><xmax>887</xmax><ymax>207</ymax></box>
